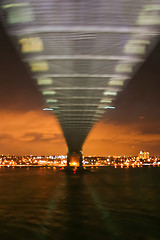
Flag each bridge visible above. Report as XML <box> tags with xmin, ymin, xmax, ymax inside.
<box><xmin>0</xmin><ymin>0</ymin><xmax>159</xmax><ymax>167</ymax></box>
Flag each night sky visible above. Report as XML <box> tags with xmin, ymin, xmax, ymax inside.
<box><xmin>0</xmin><ymin>24</ymin><xmax>160</xmax><ymax>156</ymax></box>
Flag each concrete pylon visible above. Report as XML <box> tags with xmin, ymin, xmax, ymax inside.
<box><xmin>67</xmin><ymin>151</ymin><xmax>83</xmax><ymax>168</ymax></box>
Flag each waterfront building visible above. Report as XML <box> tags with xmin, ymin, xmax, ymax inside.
<box><xmin>138</xmin><ymin>151</ymin><xmax>149</xmax><ymax>159</ymax></box>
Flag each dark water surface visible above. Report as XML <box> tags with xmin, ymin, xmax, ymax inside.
<box><xmin>0</xmin><ymin>167</ymin><xmax>160</xmax><ymax>240</ymax></box>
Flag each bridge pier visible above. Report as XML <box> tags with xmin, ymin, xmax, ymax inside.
<box><xmin>67</xmin><ymin>151</ymin><xmax>83</xmax><ymax>168</ymax></box>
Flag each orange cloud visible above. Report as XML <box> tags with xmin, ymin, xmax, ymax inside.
<box><xmin>0</xmin><ymin>110</ymin><xmax>160</xmax><ymax>156</ymax></box>
<box><xmin>0</xmin><ymin>110</ymin><xmax>66</xmax><ymax>155</ymax></box>
<box><xmin>83</xmin><ymin>120</ymin><xmax>160</xmax><ymax>156</ymax></box>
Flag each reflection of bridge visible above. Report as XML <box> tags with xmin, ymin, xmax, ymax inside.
<box><xmin>0</xmin><ymin>1</ymin><xmax>159</xmax><ymax>167</ymax></box>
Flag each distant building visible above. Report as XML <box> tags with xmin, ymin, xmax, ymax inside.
<box><xmin>138</xmin><ymin>151</ymin><xmax>149</xmax><ymax>159</ymax></box>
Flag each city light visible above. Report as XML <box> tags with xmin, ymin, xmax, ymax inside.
<box><xmin>0</xmin><ymin>151</ymin><xmax>159</xmax><ymax>168</ymax></box>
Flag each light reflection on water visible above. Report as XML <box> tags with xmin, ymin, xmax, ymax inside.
<box><xmin>0</xmin><ymin>167</ymin><xmax>160</xmax><ymax>240</ymax></box>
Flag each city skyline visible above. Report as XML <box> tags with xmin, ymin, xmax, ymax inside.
<box><xmin>0</xmin><ymin>24</ymin><xmax>160</xmax><ymax>156</ymax></box>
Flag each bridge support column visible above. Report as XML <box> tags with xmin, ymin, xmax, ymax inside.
<box><xmin>67</xmin><ymin>151</ymin><xmax>83</xmax><ymax>168</ymax></box>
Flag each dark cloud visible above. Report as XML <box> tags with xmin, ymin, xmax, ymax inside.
<box><xmin>21</xmin><ymin>132</ymin><xmax>43</xmax><ymax>142</ymax></box>
<box><xmin>21</xmin><ymin>132</ymin><xmax>64</xmax><ymax>142</ymax></box>
<box><xmin>139</xmin><ymin>124</ymin><xmax>160</xmax><ymax>135</ymax></box>
<box><xmin>102</xmin><ymin>117</ymin><xmax>160</xmax><ymax>136</ymax></box>
<box><xmin>52</xmin><ymin>133</ymin><xmax>64</xmax><ymax>141</ymax></box>
<box><xmin>0</xmin><ymin>133</ymin><xmax>13</xmax><ymax>140</ymax></box>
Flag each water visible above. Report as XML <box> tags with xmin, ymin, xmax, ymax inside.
<box><xmin>0</xmin><ymin>167</ymin><xmax>160</xmax><ymax>240</ymax></box>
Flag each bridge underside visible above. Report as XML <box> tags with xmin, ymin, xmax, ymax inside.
<box><xmin>0</xmin><ymin>1</ymin><xmax>159</xmax><ymax>161</ymax></box>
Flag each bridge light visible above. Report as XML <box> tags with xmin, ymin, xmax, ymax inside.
<box><xmin>104</xmin><ymin>106</ymin><xmax>115</xmax><ymax>109</ymax></box>
<box><xmin>46</xmin><ymin>99</ymin><xmax>57</xmax><ymax>103</ymax></box>
<box><xmin>37</xmin><ymin>78</ymin><xmax>53</xmax><ymax>85</ymax></box>
<box><xmin>137</xmin><ymin>5</ymin><xmax>160</xmax><ymax>25</ymax></box>
<box><xmin>5</xmin><ymin>4</ymin><xmax>34</xmax><ymax>24</ymax></box>
<box><xmin>108</xmin><ymin>79</ymin><xmax>125</xmax><ymax>86</ymax></box>
<box><xmin>42</xmin><ymin>91</ymin><xmax>56</xmax><ymax>95</ymax></box>
<box><xmin>43</xmin><ymin>108</ymin><xmax>53</xmax><ymax>111</ymax></box>
<box><xmin>138</xmin><ymin>15</ymin><xmax>160</xmax><ymax>26</ymax></box>
<box><xmin>29</xmin><ymin>61</ymin><xmax>48</xmax><ymax>72</ymax></box>
<box><xmin>103</xmin><ymin>91</ymin><xmax>117</xmax><ymax>96</ymax></box>
<box><xmin>2</xmin><ymin>3</ymin><xmax>29</xmax><ymax>9</ymax></box>
<box><xmin>49</xmin><ymin>106</ymin><xmax>59</xmax><ymax>109</ymax></box>
<box><xmin>124</xmin><ymin>43</ymin><xmax>145</xmax><ymax>55</ymax></box>
<box><xmin>144</xmin><ymin>5</ymin><xmax>160</xmax><ymax>11</ymax></box>
<box><xmin>19</xmin><ymin>37</ymin><xmax>44</xmax><ymax>53</ymax></box>
<box><xmin>124</xmin><ymin>39</ymin><xmax>150</xmax><ymax>55</ymax></box>
<box><xmin>115</xmin><ymin>63</ymin><xmax>134</xmax><ymax>73</ymax></box>
<box><xmin>100</xmin><ymin>99</ymin><xmax>112</xmax><ymax>103</ymax></box>
<box><xmin>127</xmin><ymin>40</ymin><xmax>150</xmax><ymax>45</ymax></box>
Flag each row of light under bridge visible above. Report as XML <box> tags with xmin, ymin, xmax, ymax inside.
<box><xmin>0</xmin><ymin>0</ymin><xmax>160</xmax><ymax>153</ymax></box>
